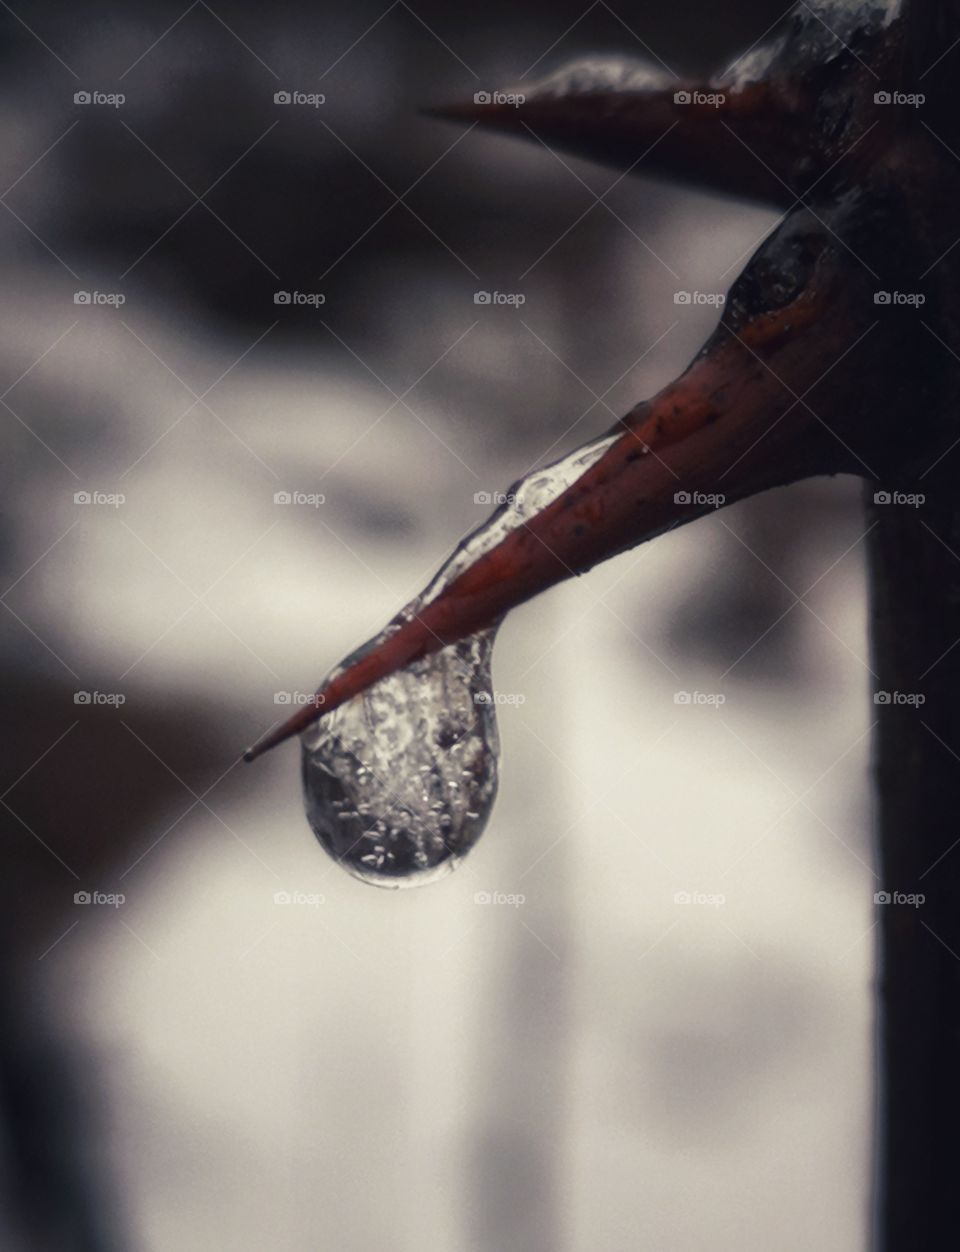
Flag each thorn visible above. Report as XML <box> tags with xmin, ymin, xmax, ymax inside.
<box><xmin>248</xmin><ymin>224</ymin><xmax>874</xmax><ymax>759</ymax></box>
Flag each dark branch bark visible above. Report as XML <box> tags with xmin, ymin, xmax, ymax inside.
<box><xmin>868</xmin><ymin>483</ymin><xmax>960</xmax><ymax>1250</ymax></box>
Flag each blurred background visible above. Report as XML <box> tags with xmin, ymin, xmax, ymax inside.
<box><xmin>0</xmin><ymin>2</ymin><xmax>878</xmax><ymax>1249</ymax></box>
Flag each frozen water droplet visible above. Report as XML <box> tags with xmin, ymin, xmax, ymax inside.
<box><xmin>296</xmin><ymin>432</ymin><xmax>621</xmax><ymax>888</ymax></box>
<box><xmin>302</xmin><ymin>629</ymin><xmax>499</xmax><ymax>888</ymax></box>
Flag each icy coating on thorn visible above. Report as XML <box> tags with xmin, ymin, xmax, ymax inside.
<box><xmin>419</xmin><ymin>432</ymin><xmax>618</xmax><ymax>606</ymax></box>
<box><xmin>301</xmin><ymin>630</ymin><xmax>500</xmax><ymax>888</ymax></box>
<box><xmin>525</xmin><ymin>55</ymin><xmax>676</xmax><ymax>99</ymax></box>
<box><xmin>298</xmin><ymin>433</ymin><xmax>619</xmax><ymax>887</ymax></box>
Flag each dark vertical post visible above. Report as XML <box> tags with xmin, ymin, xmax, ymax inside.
<box><xmin>868</xmin><ymin>484</ymin><xmax>960</xmax><ymax>1249</ymax></box>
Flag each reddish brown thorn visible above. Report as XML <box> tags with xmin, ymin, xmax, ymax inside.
<box><xmin>245</xmin><ymin>223</ymin><xmax>873</xmax><ymax>761</ymax></box>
